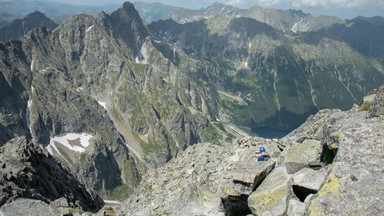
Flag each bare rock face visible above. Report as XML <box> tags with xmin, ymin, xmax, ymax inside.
<box><xmin>0</xmin><ymin>137</ymin><xmax>104</xmax><ymax>212</ymax></box>
<box><xmin>306</xmin><ymin>109</ymin><xmax>384</xmax><ymax>215</ymax></box>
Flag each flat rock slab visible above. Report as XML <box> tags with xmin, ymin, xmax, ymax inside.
<box><xmin>221</xmin><ymin>161</ymin><xmax>275</xmax><ymax>197</ymax></box>
<box><xmin>0</xmin><ymin>199</ymin><xmax>55</xmax><ymax>216</ymax></box>
<box><xmin>283</xmin><ymin>139</ymin><xmax>322</xmax><ymax>174</ymax></box>
<box><xmin>292</xmin><ymin>168</ymin><xmax>327</xmax><ymax>191</ymax></box>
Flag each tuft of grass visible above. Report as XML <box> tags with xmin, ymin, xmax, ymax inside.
<box><xmin>360</xmin><ymin>101</ymin><xmax>372</xmax><ymax>111</ymax></box>
<box><xmin>111</xmin><ymin>184</ymin><xmax>129</xmax><ymax>200</ymax></box>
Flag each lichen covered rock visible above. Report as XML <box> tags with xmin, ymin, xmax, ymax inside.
<box><xmin>248</xmin><ymin>166</ymin><xmax>291</xmax><ymax>216</ymax></box>
<box><xmin>282</xmin><ymin>139</ymin><xmax>322</xmax><ymax>174</ymax></box>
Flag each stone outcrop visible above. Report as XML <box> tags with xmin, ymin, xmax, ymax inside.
<box><xmin>366</xmin><ymin>85</ymin><xmax>384</xmax><ymax>118</ymax></box>
<box><xmin>0</xmin><ymin>137</ymin><xmax>104</xmax><ymax>212</ymax></box>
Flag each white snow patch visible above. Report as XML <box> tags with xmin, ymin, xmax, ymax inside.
<box><xmin>135</xmin><ymin>40</ymin><xmax>151</xmax><ymax>64</ymax></box>
<box><xmin>45</xmin><ymin>142</ymin><xmax>70</xmax><ymax>164</ymax></box>
<box><xmin>291</xmin><ymin>22</ymin><xmax>299</xmax><ymax>33</ymax></box>
<box><xmin>46</xmin><ymin>145</ymin><xmax>53</xmax><ymax>155</ymax></box>
<box><xmin>28</xmin><ymin>99</ymin><xmax>32</xmax><ymax>109</ymax></box>
<box><xmin>26</xmin><ymin>98</ymin><xmax>33</xmax><ymax>132</ymax></box>
<box><xmin>104</xmin><ymin>200</ymin><xmax>120</xmax><ymax>205</ymax></box>
<box><xmin>86</xmin><ymin>25</ymin><xmax>94</xmax><ymax>32</ymax></box>
<box><xmin>98</xmin><ymin>101</ymin><xmax>107</xmax><ymax>110</ymax></box>
<box><xmin>48</xmin><ymin>133</ymin><xmax>94</xmax><ymax>153</ymax></box>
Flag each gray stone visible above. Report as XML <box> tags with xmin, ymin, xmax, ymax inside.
<box><xmin>221</xmin><ymin>161</ymin><xmax>275</xmax><ymax>198</ymax></box>
<box><xmin>292</xmin><ymin>168</ymin><xmax>327</xmax><ymax>191</ymax></box>
<box><xmin>0</xmin><ymin>198</ymin><xmax>55</xmax><ymax>216</ymax></box>
<box><xmin>248</xmin><ymin>166</ymin><xmax>291</xmax><ymax>216</ymax></box>
<box><xmin>282</xmin><ymin>139</ymin><xmax>322</xmax><ymax>174</ymax></box>
<box><xmin>287</xmin><ymin>199</ymin><xmax>305</xmax><ymax>216</ymax></box>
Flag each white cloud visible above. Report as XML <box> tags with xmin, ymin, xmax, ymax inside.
<box><xmin>217</xmin><ymin>0</ymin><xmax>383</xmax><ymax>17</ymax></box>
<box><xmin>291</xmin><ymin>0</ymin><xmax>383</xmax><ymax>9</ymax></box>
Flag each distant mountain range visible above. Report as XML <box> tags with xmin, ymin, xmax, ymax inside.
<box><xmin>0</xmin><ymin>11</ymin><xmax>57</xmax><ymax>42</ymax></box>
<box><xmin>0</xmin><ymin>0</ymin><xmax>120</xmax><ymax>23</ymax></box>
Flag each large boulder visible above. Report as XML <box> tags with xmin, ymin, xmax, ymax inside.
<box><xmin>281</xmin><ymin>139</ymin><xmax>322</xmax><ymax>174</ymax></box>
<box><xmin>248</xmin><ymin>166</ymin><xmax>292</xmax><ymax>216</ymax></box>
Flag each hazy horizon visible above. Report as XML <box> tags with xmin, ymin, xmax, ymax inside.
<box><xmin>0</xmin><ymin>0</ymin><xmax>383</xmax><ymax>19</ymax></box>
<box><xmin>48</xmin><ymin>0</ymin><xmax>383</xmax><ymax>19</ymax></box>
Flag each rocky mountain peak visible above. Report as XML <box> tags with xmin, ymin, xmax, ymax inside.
<box><xmin>25</xmin><ymin>11</ymin><xmax>47</xmax><ymax>20</ymax></box>
<box><xmin>108</xmin><ymin>1</ymin><xmax>148</xmax><ymax>58</ymax></box>
<box><xmin>0</xmin><ymin>10</ymin><xmax>57</xmax><ymax>42</ymax></box>
<box><xmin>0</xmin><ymin>17</ymin><xmax>6</xmax><ymax>28</ymax></box>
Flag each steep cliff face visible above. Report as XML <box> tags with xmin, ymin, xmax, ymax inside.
<box><xmin>319</xmin><ymin>16</ymin><xmax>384</xmax><ymax>62</ymax></box>
<box><xmin>0</xmin><ymin>137</ymin><xmax>104</xmax><ymax>212</ymax></box>
<box><xmin>0</xmin><ymin>40</ymin><xmax>31</xmax><ymax>145</ymax></box>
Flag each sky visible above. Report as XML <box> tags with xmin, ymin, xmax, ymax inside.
<box><xmin>19</xmin><ymin>0</ymin><xmax>384</xmax><ymax>19</ymax></box>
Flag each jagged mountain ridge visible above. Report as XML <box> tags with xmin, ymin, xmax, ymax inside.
<box><xmin>0</xmin><ymin>0</ymin><xmax>120</xmax><ymax>24</ymax></box>
<box><xmin>135</xmin><ymin>2</ymin><xmax>344</xmax><ymax>33</ymax></box>
<box><xmin>148</xmin><ymin>16</ymin><xmax>384</xmax><ymax>133</ymax></box>
<box><xmin>319</xmin><ymin>16</ymin><xmax>384</xmax><ymax>62</ymax></box>
<box><xmin>0</xmin><ymin>1</ymin><xmax>227</xmax><ymax>200</ymax></box>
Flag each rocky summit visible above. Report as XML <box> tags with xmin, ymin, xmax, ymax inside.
<box><xmin>118</xmin><ymin>86</ymin><xmax>384</xmax><ymax>216</ymax></box>
<box><xmin>0</xmin><ymin>1</ymin><xmax>383</xmax><ymax>215</ymax></box>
